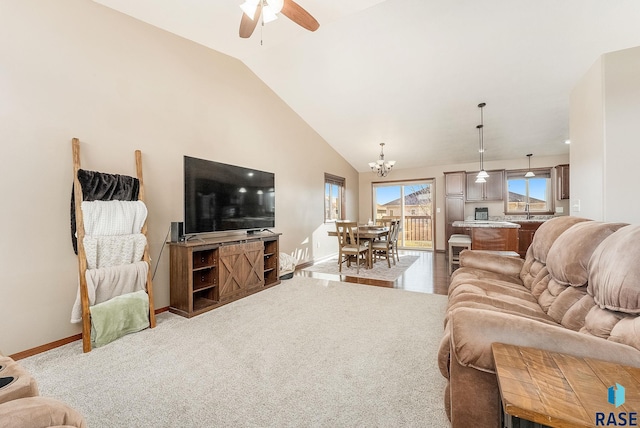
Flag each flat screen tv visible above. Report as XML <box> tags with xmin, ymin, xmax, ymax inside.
<box><xmin>184</xmin><ymin>156</ymin><xmax>275</xmax><ymax>235</ymax></box>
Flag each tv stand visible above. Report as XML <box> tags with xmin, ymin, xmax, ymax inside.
<box><xmin>247</xmin><ymin>228</ymin><xmax>275</xmax><ymax>235</ymax></box>
<box><xmin>169</xmin><ymin>232</ymin><xmax>281</xmax><ymax>318</ymax></box>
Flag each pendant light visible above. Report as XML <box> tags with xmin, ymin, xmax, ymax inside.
<box><xmin>475</xmin><ymin>102</ymin><xmax>488</xmax><ymax>183</ymax></box>
<box><xmin>525</xmin><ymin>153</ymin><xmax>535</xmax><ymax>178</ymax></box>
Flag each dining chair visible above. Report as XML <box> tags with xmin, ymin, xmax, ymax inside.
<box><xmin>371</xmin><ymin>219</ymin><xmax>399</xmax><ymax>267</ymax></box>
<box><xmin>389</xmin><ymin>219</ymin><xmax>401</xmax><ymax>262</ymax></box>
<box><xmin>335</xmin><ymin>221</ymin><xmax>369</xmax><ymax>273</ymax></box>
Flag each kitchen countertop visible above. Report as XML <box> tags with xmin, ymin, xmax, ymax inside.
<box><xmin>453</xmin><ymin>220</ymin><xmax>521</xmax><ymax>229</ymax></box>
<box><xmin>501</xmin><ymin>215</ymin><xmax>559</xmax><ymax>223</ymax></box>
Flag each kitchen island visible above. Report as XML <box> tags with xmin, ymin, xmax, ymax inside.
<box><xmin>511</xmin><ymin>220</ymin><xmax>546</xmax><ymax>257</ymax></box>
<box><xmin>452</xmin><ymin>220</ymin><xmax>520</xmax><ymax>252</ymax></box>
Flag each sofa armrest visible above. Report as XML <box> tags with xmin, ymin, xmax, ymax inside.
<box><xmin>457</xmin><ymin>250</ymin><xmax>524</xmax><ymax>279</ymax></box>
<box><xmin>449</xmin><ymin>307</ymin><xmax>640</xmax><ymax>373</ymax></box>
<box><xmin>0</xmin><ymin>396</ymin><xmax>86</xmax><ymax>428</ymax></box>
<box><xmin>0</xmin><ymin>357</ymin><xmax>39</xmax><ymax>404</ymax></box>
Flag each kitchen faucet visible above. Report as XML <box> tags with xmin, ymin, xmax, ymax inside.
<box><xmin>525</xmin><ymin>203</ymin><xmax>532</xmax><ymax>220</ymax></box>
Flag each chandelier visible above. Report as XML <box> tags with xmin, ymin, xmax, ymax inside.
<box><xmin>475</xmin><ymin>102</ymin><xmax>489</xmax><ymax>183</ymax></box>
<box><xmin>368</xmin><ymin>143</ymin><xmax>396</xmax><ymax>177</ymax></box>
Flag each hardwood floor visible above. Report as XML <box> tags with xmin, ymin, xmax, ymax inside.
<box><xmin>295</xmin><ymin>250</ymin><xmax>450</xmax><ymax>296</ymax></box>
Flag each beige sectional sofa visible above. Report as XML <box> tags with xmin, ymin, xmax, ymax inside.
<box><xmin>438</xmin><ymin>216</ymin><xmax>640</xmax><ymax>427</ymax></box>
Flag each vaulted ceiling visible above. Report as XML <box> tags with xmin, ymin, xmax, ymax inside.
<box><xmin>93</xmin><ymin>0</ymin><xmax>640</xmax><ymax>172</ymax></box>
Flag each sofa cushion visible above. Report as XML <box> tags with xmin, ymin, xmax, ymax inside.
<box><xmin>450</xmin><ymin>278</ymin><xmax>538</xmax><ymax>302</ymax></box>
<box><xmin>449</xmin><ymin>251</ymin><xmax>524</xmax><ymax>293</ymax></box>
<box><xmin>519</xmin><ymin>216</ymin><xmax>591</xmax><ymax>289</ymax></box>
<box><xmin>588</xmin><ymin>224</ymin><xmax>640</xmax><ymax>314</ymax></box>
<box><xmin>581</xmin><ymin>306</ymin><xmax>628</xmax><ymax>339</ymax></box>
<box><xmin>546</xmin><ymin>221</ymin><xmax>628</xmax><ymax>287</ymax></box>
<box><xmin>610</xmin><ymin>316</ymin><xmax>640</xmax><ymax>351</ymax></box>
<box><xmin>536</xmin><ymin>221</ymin><xmax>627</xmax><ymax>329</ymax></box>
<box><xmin>446</xmin><ymin>299</ymin><xmax>557</xmax><ymax>327</ymax></box>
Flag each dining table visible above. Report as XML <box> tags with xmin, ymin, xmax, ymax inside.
<box><xmin>328</xmin><ymin>225</ymin><xmax>389</xmax><ymax>269</ymax></box>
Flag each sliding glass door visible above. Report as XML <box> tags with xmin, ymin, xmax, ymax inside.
<box><xmin>372</xmin><ymin>180</ymin><xmax>434</xmax><ymax>250</ymax></box>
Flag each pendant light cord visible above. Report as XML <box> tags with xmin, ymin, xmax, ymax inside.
<box><xmin>480</xmin><ymin>103</ymin><xmax>484</xmax><ymax>170</ymax></box>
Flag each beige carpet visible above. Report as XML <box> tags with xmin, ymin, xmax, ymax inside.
<box><xmin>302</xmin><ymin>255</ymin><xmax>419</xmax><ymax>281</ymax></box>
<box><xmin>20</xmin><ymin>277</ymin><xmax>450</xmax><ymax>427</ymax></box>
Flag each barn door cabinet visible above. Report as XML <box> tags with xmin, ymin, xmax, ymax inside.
<box><xmin>169</xmin><ymin>232</ymin><xmax>281</xmax><ymax>318</ymax></box>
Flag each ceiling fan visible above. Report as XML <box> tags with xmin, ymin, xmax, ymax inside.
<box><xmin>239</xmin><ymin>0</ymin><xmax>320</xmax><ymax>38</ymax></box>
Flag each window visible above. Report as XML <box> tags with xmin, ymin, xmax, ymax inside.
<box><xmin>505</xmin><ymin>169</ymin><xmax>554</xmax><ymax>214</ymax></box>
<box><xmin>324</xmin><ymin>173</ymin><xmax>345</xmax><ymax>222</ymax></box>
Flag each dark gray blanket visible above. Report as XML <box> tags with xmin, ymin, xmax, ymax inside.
<box><xmin>70</xmin><ymin>169</ymin><xmax>140</xmax><ymax>254</ymax></box>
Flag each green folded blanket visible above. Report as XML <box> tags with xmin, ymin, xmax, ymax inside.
<box><xmin>90</xmin><ymin>290</ymin><xmax>150</xmax><ymax>348</ymax></box>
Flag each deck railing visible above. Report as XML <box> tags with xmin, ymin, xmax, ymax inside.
<box><xmin>404</xmin><ymin>215</ymin><xmax>432</xmax><ymax>247</ymax></box>
<box><xmin>379</xmin><ymin>215</ymin><xmax>433</xmax><ymax>248</ymax></box>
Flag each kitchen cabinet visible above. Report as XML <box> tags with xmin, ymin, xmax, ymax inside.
<box><xmin>445</xmin><ymin>171</ymin><xmax>465</xmax><ymax>196</ymax></box>
<box><xmin>452</xmin><ymin>221</ymin><xmax>520</xmax><ymax>252</ymax></box>
<box><xmin>444</xmin><ymin>171</ymin><xmax>466</xmax><ymax>246</ymax></box>
<box><xmin>466</xmin><ymin>169</ymin><xmax>505</xmax><ymax>201</ymax></box>
<box><xmin>556</xmin><ymin>164</ymin><xmax>570</xmax><ymax>200</ymax></box>
<box><xmin>445</xmin><ymin>197</ymin><xmax>465</xmax><ymax>246</ymax></box>
<box><xmin>471</xmin><ymin>227</ymin><xmax>519</xmax><ymax>252</ymax></box>
<box><xmin>513</xmin><ymin>221</ymin><xmax>544</xmax><ymax>258</ymax></box>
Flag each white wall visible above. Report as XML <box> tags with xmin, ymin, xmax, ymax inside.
<box><xmin>603</xmin><ymin>47</ymin><xmax>640</xmax><ymax>222</ymax></box>
<box><xmin>570</xmin><ymin>46</ymin><xmax>640</xmax><ymax>223</ymax></box>
<box><xmin>569</xmin><ymin>58</ymin><xmax>605</xmax><ymax>220</ymax></box>
<box><xmin>359</xmin><ymin>154</ymin><xmax>570</xmax><ymax>251</ymax></box>
<box><xmin>0</xmin><ymin>0</ymin><xmax>357</xmax><ymax>356</ymax></box>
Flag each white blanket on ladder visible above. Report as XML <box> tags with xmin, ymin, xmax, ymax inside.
<box><xmin>83</xmin><ymin>234</ymin><xmax>147</xmax><ymax>269</ymax></box>
<box><xmin>71</xmin><ymin>260</ymin><xmax>149</xmax><ymax>323</ymax></box>
<box><xmin>81</xmin><ymin>200</ymin><xmax>147</xmax><ymax>236</ymax></box>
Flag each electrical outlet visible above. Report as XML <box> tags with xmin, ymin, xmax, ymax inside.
<box><xmin>556</xmin><ymin>206</ymin><xmax>564</xmax><ymax>213</ymax></box>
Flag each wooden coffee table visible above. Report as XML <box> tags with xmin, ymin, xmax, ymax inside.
<box><xmin>492</xmin><ymin>343</ymin><xmax>640</xmax><ymax>428</ymax></box>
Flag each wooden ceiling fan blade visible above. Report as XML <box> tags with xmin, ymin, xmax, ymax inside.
<box><xmin>239</xmin><ymin>1</ymin><xmax>262</xmax><ymax>38</ymax></box>
<box><xmin>281</xmin><ymin>0</ymin><xmax>320</xmax><ymax>32</ymax></box>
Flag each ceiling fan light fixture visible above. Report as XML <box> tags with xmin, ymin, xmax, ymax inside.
<box><xmin>262</xmin><ymin>5</ymin><xmax>278</xmax><ymax>23</ymax></box>
<box><xmin>269</xmin><ymin>0</ymin><xmax>284</xmax><ymax>14</ymax></box>
<box><xmin>239</xmin><ymin>0</ymin><xmax>320</xmax><ymax>39</ymax></box>
<box><xmin>239</xmin><ymin>0</ymin><xmax>259</xmax><ymax>19</ymax></box>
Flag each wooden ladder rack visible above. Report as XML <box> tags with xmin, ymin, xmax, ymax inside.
<box><xmin>72</xmin><ymin>138</ymin><xmax>156</xmax><ymax>353</ymax></box>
